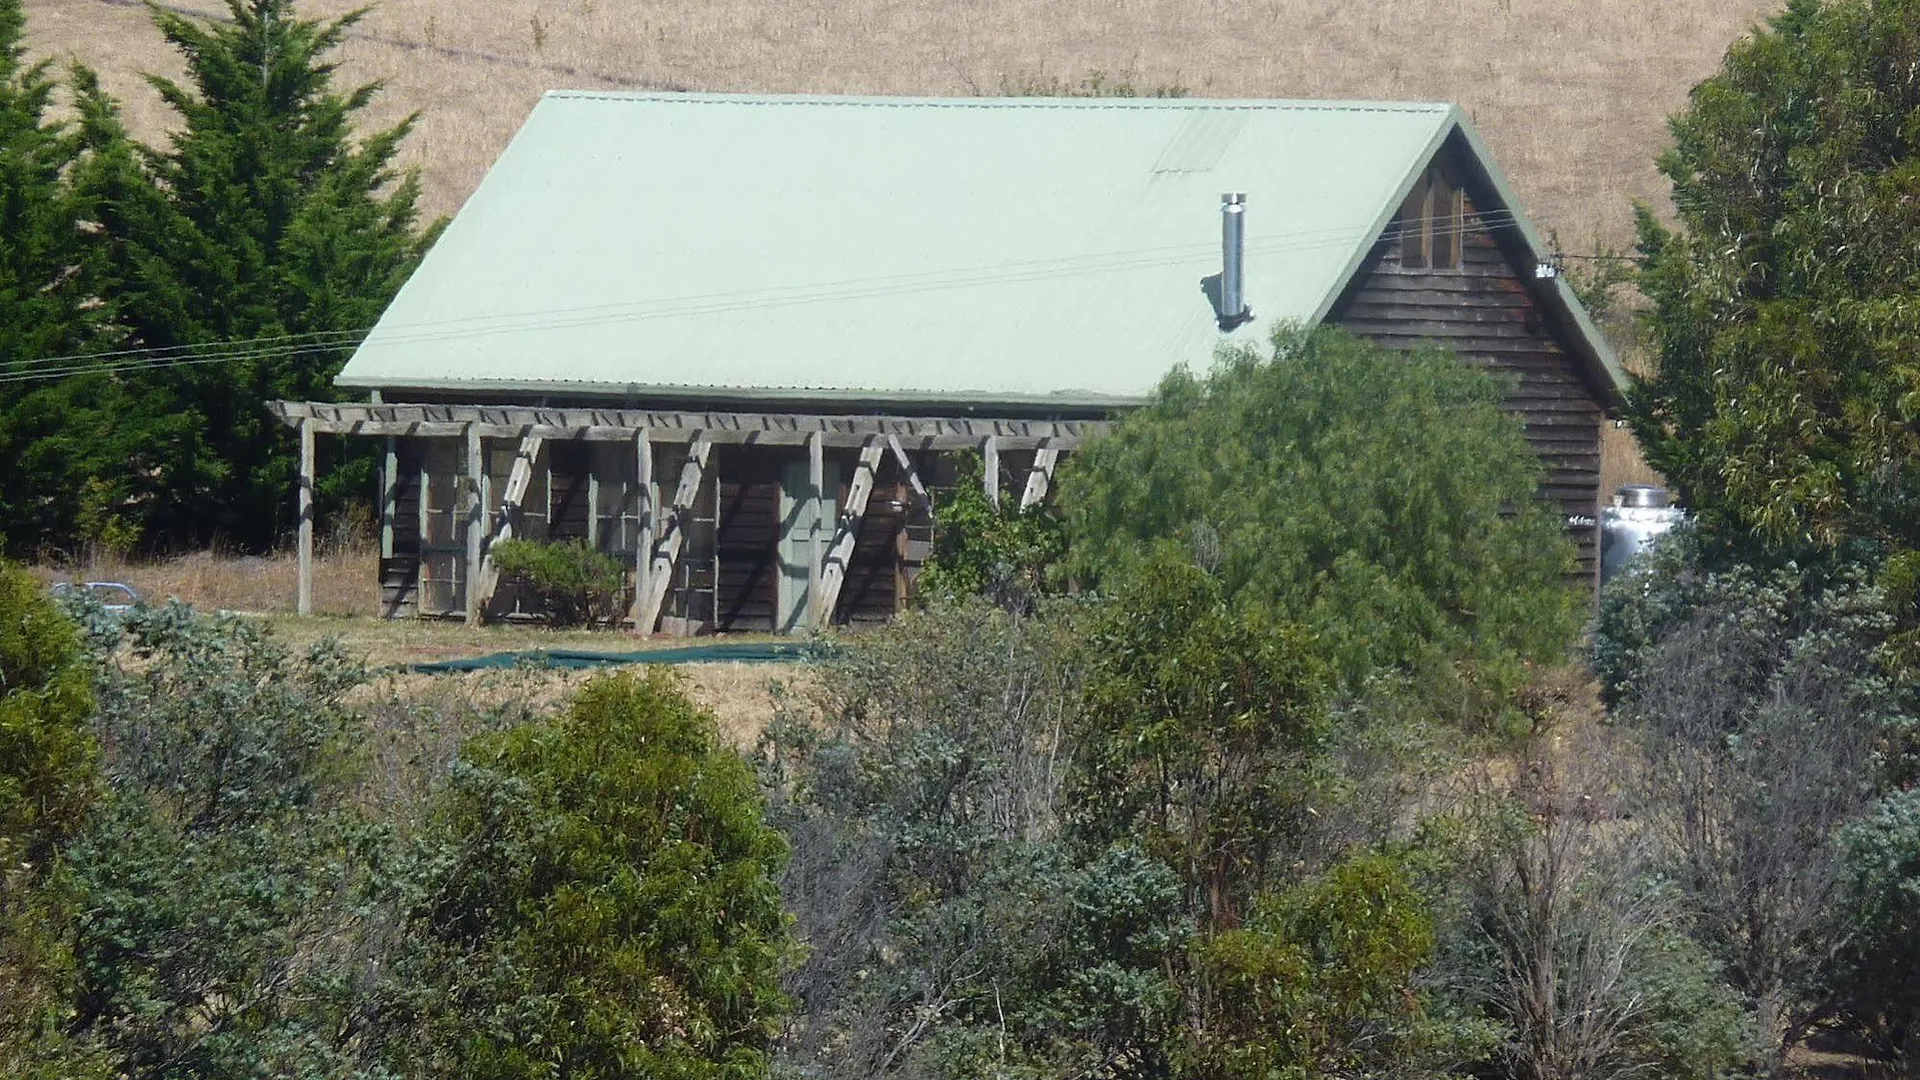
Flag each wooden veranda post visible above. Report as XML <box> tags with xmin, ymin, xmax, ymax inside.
<box><xmin>983</xmin><ymin>434</ymin><xmax>1000</xmax><ymax>509</ymax></box>
<box><xmin>296</xmin><ymin>417</ymin><xmax>314</xmax><ymax>616</ymax></box>
<box><xmin>631</xmin><ymin>432</ymin><xmax>653</xmax><ymax>632</ymax></box>
<box><xmin>464</xmin><ymin>424</ymin><xmax>485</xmax><ymax>626</ymax></box>
<box><xmin>807</xmin><ymin>432</ymin><xmax>825</xmax><ymax>628</ymax></box>
<box><xmin>380</xmin><ymin>437</ymin><xmax>398</xmax><ymax>559</ymax></box>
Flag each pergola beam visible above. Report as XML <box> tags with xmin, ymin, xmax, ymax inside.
<box><xmin>268</xmin><ymin>400</ymin><xmax>1107</xmax><ymax>450</ymax></box>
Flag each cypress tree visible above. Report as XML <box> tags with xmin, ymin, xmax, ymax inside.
<box><xmin>89</xmin><ymin>0</ymin><xmax>439</xmax><ymax>549</ymax></box>
<box><xmin>0</xmin><ymin>0</ymin><xmax>119</xmax><ymax>555</ymax></box>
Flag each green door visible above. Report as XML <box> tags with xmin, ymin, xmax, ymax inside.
<box><xmin>777</xmin><ymin>458</ymin><xmax>838</xmax><ymax>634</ymax></box>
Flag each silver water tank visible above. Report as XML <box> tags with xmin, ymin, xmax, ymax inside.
<box><xmin>1600</xmin><ymin>485</ymin><xmax>1685</xmax><ymax>587</ymax></box>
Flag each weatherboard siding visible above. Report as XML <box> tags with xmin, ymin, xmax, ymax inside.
<box><xmin>1332</xmin><ymin>200</ymin><xmax>1603</xmax><ymax>583</ymax></box>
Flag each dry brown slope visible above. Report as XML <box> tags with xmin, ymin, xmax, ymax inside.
<box><xmin>33</xmin><ymin>0</ymin><xmax>1777</xmax><ymax>245</ymax></box>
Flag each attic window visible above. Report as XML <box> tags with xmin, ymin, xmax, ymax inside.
<box><xmin>1397</xmin><ymin>167</ymin><xmax>1465</xmax><ymax>271</ymax></box>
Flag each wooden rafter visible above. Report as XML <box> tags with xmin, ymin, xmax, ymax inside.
<box><xmin>634</xmin><ymin>438</ymin><xmax>711</xmax><ymax>635</ymax></box>
<box><xmin>815</xmin><ymin>437</ymin><xmax>885</xmax><ymax>626</ymax></box>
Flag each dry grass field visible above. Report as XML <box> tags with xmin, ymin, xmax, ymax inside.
<box><xmin>33</xmin><ymin>0</ymin><xmax>1779</xmax><ymax>248</ymax></box>
<box><xmin>30</xmin><ymin>539</ymin><xmax>804</xmax><ymax>747</ymax></box>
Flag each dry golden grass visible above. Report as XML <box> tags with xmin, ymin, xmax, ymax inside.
<box><xmin>30</xmin><ymin>0</ymin><xmax>1779</xmax><ymax>247</ymax></box>
<box><xmin>31</xmin><ymin>536</ymin><xmax>380</xmax><ymax>615</ymax></box>
<box><xmin>357</xmin><ymin>661</ymin><xmax>799</xmax><ymax>749</ymax></box>
<box><xmin>29</xmin><ymin>534</ymin><xmax>802</xmax><ymax>747</ymax></box>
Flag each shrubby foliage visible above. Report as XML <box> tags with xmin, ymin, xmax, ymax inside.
<box><xmin>388</xmin><ymin>669</ymin><xmax>793</xmax><ymax>1079</ymax></box>
<box><xmin>1832</xmin><ymin>789</ymin><xmax>1920</xmax><ymax>1061</ymax></box>
<box><xmin>918</xmin><ymin>453</ymin><xmax>1066</xmax><ymax>613</ymax></box>
<box><xmin>764</xmin><ymin>582</ymin><xmax>1497</xmax><ymax>1080</ymax></box>
<box><xmin>1181</xmin><ymin>851</ymin><xmax>1500</xmax><ymax>1080</ymax></box>
<box><xmin>1446</xmin><ymin>737</ymin><xmax>1755</xmax><ymax>1080</ymax></box>
<box><xmin>1071</xmin><ymin>551</ymin><xmax>1328</xmax><ymax>930</ymax></box>
<box><xmin>0</xmin><ymin>562</ymin><xmax>104</xmax><ymax>1079</ymax></box>
<box><xmin>1594</xmin><ymin>530</ymin><xmax>1916</xmax><ymax>1066</ymax></box>
<box><xmin>1061</xmin><ymin>325</ymin><xmax>1581</xmax><ymax>723</ymax></box>
<box><xmin>1630</xmin><ymin>0</ymin><xmax>1920</xmax><ymax>551</ymax></box>
<box><xmin>61</xmin><ymin>602</ymin><xmax>387</xmax><ymax>1078</ymax></box>
<box><xmin>0</xmin><ymin>590</ymin><xmax>794</xmax><ymax>1079</ymax></box>
<box><xmin>488</xmin><ymin>537</ymin><xmax>628</xmax><ymax>626</ymax></box>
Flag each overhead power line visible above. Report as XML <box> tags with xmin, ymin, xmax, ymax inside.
<box><xmin>1</xmin><ymin>209</ymin><xmax>1632</xmax><ymax>388</ymax></box>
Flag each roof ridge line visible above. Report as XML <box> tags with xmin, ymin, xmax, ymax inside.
<box><xmin>539</xmin><ymin>90</ymin><xmax>1457</xmax><ymax>113</ymax></box>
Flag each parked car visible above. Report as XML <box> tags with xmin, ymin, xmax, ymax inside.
<box><xmin>48</xmin><ymin>580</ymin><xmax>142</xmax><ymax>616</ymax></box>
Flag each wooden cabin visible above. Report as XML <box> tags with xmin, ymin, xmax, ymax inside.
<box><xmin>273</xmin><ymin>92</ymin><xmax>1626</xmax><ymax>634</ymax></box>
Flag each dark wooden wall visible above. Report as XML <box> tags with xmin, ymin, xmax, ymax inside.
<box><xmin>1330</xmin><ymin>191</ymin><xmax>1603</xmax><ymax>584</ymax></box>
<box><xmin>716</xmin><ymin>448</ymin><xmax>781</xmax><ymax>633</ymax></box>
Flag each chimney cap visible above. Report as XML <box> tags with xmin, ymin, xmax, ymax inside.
<box><xmin>1222</xmin><ymin>192</ymin><xmax>1246</xmax><ymax>205</ymax></box>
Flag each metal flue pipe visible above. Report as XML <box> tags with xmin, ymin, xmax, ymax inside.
<box><xmin>1220</xmin><ymin>192</ymin><xmax>1250</xmax><ymax>329</ymax></box>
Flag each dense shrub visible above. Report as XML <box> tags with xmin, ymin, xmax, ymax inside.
<box><xmin>1593</xmin><ymin>537</ymin><xmax>1911</xmax><ymax>1062</ymax></box>
<box><xmin>1832</xmin><ymin>789</ymin><xmax>1920</xmax><ymax>1062</ymax></box>
<box><xmin>1180</xmin><ymin>851</ymin><xmax>1499</xmax><ymax>1080</ymax></box>
<box><xmin>1071</xmin><ymin>550</ymin><xmax>1329</xmax><ymax>930</ymax></box>
<box><xmin>918</xmin><ymin>452</ymin><xmax>1066</xmax><ymax>612</ymax></box>
<box><xmin>390</xmin><ymin>669</ymin><xmax>792</xmax><ymax>1079</ymax></box>
<box><xmin>765</xmin><ymin>583</ymin><xmax>1489</xmax><ymax>1080</ymax></box>
<box><xmin>489</xmin><ymin>537</ymin><xmax>627</xmax><ymax>626</ymax></box>
<box><xmin>0</xmin><ymin>562</ymin><xmax>105</xmax><ymax>1080</ymax></box>
<box><xmin>0</xmin><ymin>562</ymin><xmax>97</xmax><ymax>864</ymax></box>
<box><xmin>761</xmin><ymin>598</ymin><xmax>1139</xmax><ymax>1076</ymax></box>
<box><xmin>1061</xmin><ymin>324</ymin><xmax>1582</xmax><ymax>725</ymax></box>
<box><xmin>63</xmin><ymin>602</ymin><xmax>389</xmax><ymax>1078</ymax></box>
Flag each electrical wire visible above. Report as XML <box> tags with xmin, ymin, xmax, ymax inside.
<box><xmin>0</xmin><ymin>209</ymin><xmax>1563</xmax><ymax>386</ymax></box>
<box><xmin>2</xmin><ymin>212</ymin><xmax>1518</xmax><ymax>376</ymax></box>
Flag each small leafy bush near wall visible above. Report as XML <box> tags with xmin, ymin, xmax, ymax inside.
<box><xmin>919</xmin><ymin>452</ymin><xmax>1067</xmax><ymax>612</ymax></box>
<box><xmin>488</xmin><ymin>537</ymin><xmax>627</xmax><ymax>626</ymax></box>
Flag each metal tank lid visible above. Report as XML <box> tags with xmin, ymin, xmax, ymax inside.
<box><xmin>1613</xmin><ymin>484</ymin><xmax>1671</xmax><ymax>509</ymax></box>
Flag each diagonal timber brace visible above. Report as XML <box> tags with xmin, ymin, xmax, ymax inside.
<box><xmin>474</xmin><ymin>432</ymin><xmax>544</xmax><ymax>606</ymax></box>
<box><xmin>634</xmin><ymin>438</ymin><xmax>711</xmax><ymax>634</ymax></box>
<box><xmin>814</xmin><ymin>438</ymin><xmax>885</xmax><ymax>626</ymax></box>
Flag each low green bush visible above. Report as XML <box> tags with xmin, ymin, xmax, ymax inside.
<box><xmin>392</xmin><ymin>669</ymin><xmax>794</xmax><ymax>1079</ymax></box>
<box><xmin>488</xmin><ymin>537</ymin><xmax>627</xmax><ymax>626</ymax></box>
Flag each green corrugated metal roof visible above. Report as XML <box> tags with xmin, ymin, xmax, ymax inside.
<box><xmin>336</xmin><ymin>92</ymin><xmax>1618</xmax><ymax>407</ymax></box>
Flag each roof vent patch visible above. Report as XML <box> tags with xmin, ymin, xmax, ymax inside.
<box><xmin>1150</xmin><ymin>111</ymin><xmax>1246</xmax><ymax>174</ymax></box>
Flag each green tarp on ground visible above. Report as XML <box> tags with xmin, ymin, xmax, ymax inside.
<box><xmin>410</xmin><ymin>640</ymin><xmax>815</xmax><ymax>673</ymax></box>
